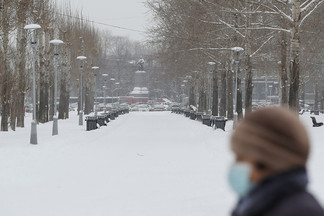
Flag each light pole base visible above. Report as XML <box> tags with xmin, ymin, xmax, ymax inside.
<box><xmin>79</xmin><ymin>111</ymin><xmax>83</xmax><ymax>126</ymax></box>
<box><xmin>52</xmin><ymin>117</ymin><xmax>58</xmax><ymax>135</ymax></box>
<box><xmin>30</xmin><ymin>121</ymin><xmax>38</xmax><ymax>144</ymax></box>
<box><xmin>233</xmin><ymin>112</ymin><xmax>238</xmax><ymax>129</ymax></box>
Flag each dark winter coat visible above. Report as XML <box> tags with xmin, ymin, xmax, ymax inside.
<box><xmin>231</xmin><ymin>166</ymin><xmax>324</xmax><ymax>216</ymax></box>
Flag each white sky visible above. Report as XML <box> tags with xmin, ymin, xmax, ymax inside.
<box><xmin>57</xmin><ymin>0</ymin><xmax>152</xmax><ymax>42</ymax></box>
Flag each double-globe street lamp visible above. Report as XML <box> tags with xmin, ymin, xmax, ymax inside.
<box><xmin>77</xmin><ymin>56</ymin><xmax>87</xmax><ymax>126</ymax></box>
<box><xmin>102</xmin><ymin>73</ymin><xmax>108</xmax><ymax>113</ymax></box>
<box><xmin>231</xmin><ymin>47</ymin><xmax>244</xmax><ymax>128</ymax></box>
<box><xmin>92</xmin><ymin>66</ymin><xmax>99</xmax><ymax>116</ymax></box>
<box><xmin>24</xmin><ymin>24</ymin><xmax>41</xmax><ymax>145</ymax></box>
<box><xmin>49</xmin><ymin>39</ymin><xmax>64</xmax><ymax>136</ymax></box>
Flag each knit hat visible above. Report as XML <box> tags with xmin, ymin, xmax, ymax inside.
<box><xmin>231</xmin><ymin>107</ymin><xmax>310</xmax><ymax>172</ymax></box>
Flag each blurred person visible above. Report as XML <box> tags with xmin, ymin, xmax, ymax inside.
<box><xmin>228</xmin><ymin>107</ymin><xmax>324</xmax><ymax>216</ymax></box>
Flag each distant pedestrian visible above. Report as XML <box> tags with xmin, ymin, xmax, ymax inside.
<box><xmin>228</xmin><ymin>107</ymin><xmax>324</xmax><ymax>216</ymax></box>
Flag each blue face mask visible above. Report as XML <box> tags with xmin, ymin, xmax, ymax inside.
<box><xmin>228</xmin><ymin>162</ymin><xmax>254</xmax><ymax>198</ymax></box>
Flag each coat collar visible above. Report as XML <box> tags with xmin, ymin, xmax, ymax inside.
<box><xmin>232</xmin><ymin>166</ymin><xmax>308</xmax><ymax>216</ymax></box>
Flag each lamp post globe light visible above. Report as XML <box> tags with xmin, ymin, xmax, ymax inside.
<box><xmin>231</xmin><ymin>47</ymin><xmax>244</xmax><ymax>128</ymax></box>
<box><xmin>92</xmin><ymin>66</ymin><xmax>99</xmax><ymax>116</ymax></box>
<box><xmin>207</xmin><ymin>61</ymin><xmax>216</xmax><ymax>115</ymax></box>
<box><xmin>77</xmin><ymin>56</ymin><xmax>87</xmax><ymax>126</ymax></box>
<box><xmin>49</xmin><ymin>39</ymin><xmax>64</xmax><ymax>136</ymax></box>
<box><xmin>110</xmin><ymin>78</ymin><xmax>115</xmax><ymax>103</ymax></box>
<box><xmin>102</xmin><ymin>73</ymin><xmax>108</xmax><ymax>113</ymax></box>
<box><xmin>24</xmin><ymin>24</ymin><xmax>41</xmax><ymax>144</ymax></box>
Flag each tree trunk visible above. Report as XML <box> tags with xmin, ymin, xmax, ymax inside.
<box><xmin>48</xmin><ymin>74</ymin><xmax>54</xmax><ymax>121</ymax></box>
<box><xmin>288</xmin><ymin>51</ymin><xmax>300</xmax><ymax>111</ymax></box>
<box><xmin>321</xmin><ymin>91</ymin><xmax>324</xmax><ymax>111</ymax></box>
<box><xmin>16</xmin><ymin>1</ymin><xmax>28</xmax><ymax>128</ymax></box>
<box><xmin>0</xmin><ymin>3</ymin><xmax>11</xmax><ymax>131</ymax></box>
<box><xmin>244</xmin><ymin>0</ymin><xmax>253</xmax><ymax>115</ymax></box>
<box><xmin>198</xmin><ymin>79</ymin><xmax>207</xmax><ymax>113</ymax></box>
<box><xmin>288</xmin><ymin>0</ymin><xmax>301</xmax><ymax>112</ymax></box>
<box><xmin>189</xmin><ymin>84</ymin><xmax>195</xmax><ymax>108</ymax></box>
<box><xmin>10</xmin><ymin>96</ymin><xmax>17</xmax><ymax>131</ymax></box>
<box><xmin>227</xmin><ymin>67</ymin><xmax>234</xmax><ymax>119</ymax></box>
<box><xmin>1</xmin><ymin>61</ymin><xmax>10</xmax><ymax>132</ymax></box>
<box><xmin>61</xmin><ymin>35</ymin><xmax>71</xmax><ymax>120</ymax></box>
<box><xmin>279</xmin><ymin>22</ymin><xmax>289</xmax><ymax>106</ymax></box>
<box><xmin>38</xmin><ymin>66</ymin><xmax>47</xmax><ymax>123</ymax></box>
<box><xmin>219</xmin><ymin>65</ymin><xmax>227</xmax><ymax>117</ymax></box>
<box><xmin>48</xmin><ymin>28</ymin><xmax>55</xmax><ymax>121</ymax></box>
<box><xmin>59</xmin><ymin>77</ymin><xmax>69</xmax><ymax>119</ymax></box>
<box><xmin>300</xmin><ymin>81</ymin><xmax>305</xmax><ymax>110</ymax></box>
<box><xmin>84</xmin><ymin>85</ymin><xmax>92</xmax><ymax>115</ymax></box>
<box><xmin>237</xmin><ymin>67</ymin><xmax>243</xmax><ymax>119</ymax></box>
<box><xmin>212</xmin><ymin>68</ymin><xmax>218</xmax><ymax>116</ymax></box>
<box><xmin>38</xmin><ymin>31</ymin><xmax>50</xmax><ymax>123</ymax></box>
<box><xmin>244</xmin><ymin>56</ymin><xmax>253</xmax><ymax>114</ymax></box>
<box><xmin>314</xmin><ymin>82</ymin><xmax>319</xmax><ymax>111</ymax></box>
<box><xmin>34</xmin><ymin>24</ymin><xmax>42</xmax><ymax>123</ymax></box>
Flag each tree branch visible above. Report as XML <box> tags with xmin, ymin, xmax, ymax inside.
<box><xmin>301</xmin><ymin>0</ymin><xmax>324</xmax><ymax>26</ymax></box>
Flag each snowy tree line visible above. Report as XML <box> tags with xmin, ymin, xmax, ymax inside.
<box><xmin>147</xmin><ymin>0</ymin><xmax>324</xmax><ymax>118</ymax></box>
<box><xmin>0</xmin><ymin>0</ymin><xmax>153</xmax><ymax>132</ymax></box>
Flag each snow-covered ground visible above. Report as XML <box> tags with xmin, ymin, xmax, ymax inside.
<box><xmin>0</xmin><ymin>111</ymin><xmax>323</xmax><ymax>216</ymax></box>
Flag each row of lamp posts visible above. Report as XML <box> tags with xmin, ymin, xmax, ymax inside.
<box><xmin>25</xmin><ymin>23</ymin><xmax>65</xmax><ymax>144</ymax></box>
<box><xmin>25</xmin><ymin>23</ymin><xmax>100</xmax><ymax>144</ymax></box>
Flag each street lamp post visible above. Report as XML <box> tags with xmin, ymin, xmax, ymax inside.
<box><xmin>182</xmin><ymin>80</ymin><xmax>188</xmax><ymax>107</ymax></box>
<box><xmin>49</xmin><ymin>39</ymin><xmax>64</xmax><ymax>136</ymax></box>
<box><xmin>208</xmin><ymin>62</ymin><xmax>216</xmax><ymax>115</ymax></box>
<box><xmin>102</xmin><ymin>74</ymin><xmax>108</xmax><ymax>113</ymax></box>
<box><xmin>181</xmin><ymin>84</ymin><xmax>186</xmax><ymax>105</ymax></box>
<box><xmin>24</xmin><ymin>24</ymin><xmax>41</xmax><ymax>144</ymax></box>
<box><xmin>77</xmin><ymin>56</ymin><xmax>87</xmax><ymax>126</ymax></box>
<box><xmin>231</xmin><ymin>47</ymin><xmax>244</xmax><ymax>128</ymax></box>
<box><xmin>110</xmin><ymin>78</ymin><xmax>115</xmax><ymax>103</ymax></box>
<box><xmin>92</xmin><ymin>66</ymin><xmax>99</xmax><ymax>116</ymax></box>
<box><xmin>102</xmin><ymin>85</ymin><xmax>107</xmax><ymax>112</ymax></box>
<box><xmin>115</xmin><ymin>82</ymin><xmax>120</xmax><ymax>105</ymax></box>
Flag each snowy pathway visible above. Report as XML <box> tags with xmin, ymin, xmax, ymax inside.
<box><xmin>0</xmin><ymin>112</ymin><xmax>235</xmax><ymax>216</ymax></box>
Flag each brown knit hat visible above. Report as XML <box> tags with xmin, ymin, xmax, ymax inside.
<box><xmin>231</xmin><ymin>107</ymin><xmax>310</xmax><ymax>172</ymax></box>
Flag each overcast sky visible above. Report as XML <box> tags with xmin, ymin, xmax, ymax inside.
<box><xmin>57</xmin><ymin>0</ymin><xmax>151</xmax><ymax>42</ymax></box>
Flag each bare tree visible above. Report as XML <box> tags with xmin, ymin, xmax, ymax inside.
<box><xmin>0</xmin><ymin>0</ymin><xmax>15</xmax><ymax>131</ymax></box>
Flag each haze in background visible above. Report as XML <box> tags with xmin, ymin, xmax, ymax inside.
<box><xmin>57</xmin><ymin>0</ymin><xmax>151</xmax><ymax>41</ymax></box>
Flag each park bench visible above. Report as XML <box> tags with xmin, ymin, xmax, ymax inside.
<box><xmin>189</xmin><ymin>111</ymin><xmax>196</xmax><ymax>120</ymax></box>
<box><xmin>184</xmin><ymin>110</ymin><xmax>191</xmax><ymax>118</ymax></box>
<box><xmin>311</xmin><ymin>116</ymin><xmax>323</xmax><ymax>127</ymax></box>
<box><xmin>310</xmin><ymin>110</ymin><xmax>320</xmax><ymax>115</ymax></box>
<box><xmin>202</xmin><ymin>115</ymin><xmax>212</xmax><ymax>126</ymax></box>
<box><xmin>85</xmin><ymin>116</ymin><xmax>98</xmax><ymax>131</ymax></box>
<box><xmin>196</xmin><ymin>112</ymin><xmax>204</xmax><ymax>122</ymax></box>
<box><xmin>211</xmin><ymin>116</ymin><xmax>227</xmax><ymax>131</ymax></box>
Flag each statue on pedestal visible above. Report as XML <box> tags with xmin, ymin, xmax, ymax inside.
<box><xmin>137</xmin><ymin>57</ymin><xmax>145</xmax><ymax>71</ymax></box>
